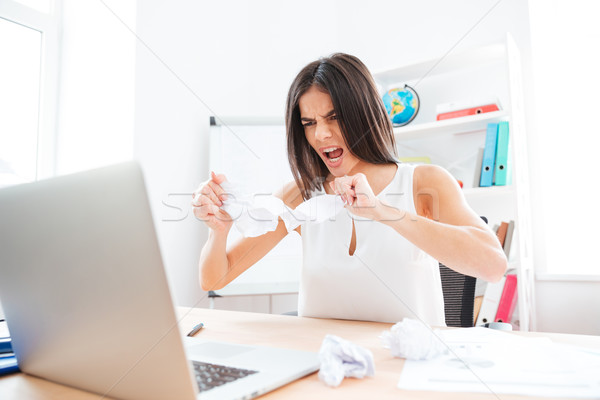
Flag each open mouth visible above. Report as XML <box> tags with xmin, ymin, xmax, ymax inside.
<box><xmin>322</xmin><ymin>147</ymin><xmax>344</xmax><ymax>163</ymax></box>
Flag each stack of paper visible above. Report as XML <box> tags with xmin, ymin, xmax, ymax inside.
<box><xmin>398</xmin><ymin>328</ymin><xmax>600</xmax><ymax>398</ymax></box>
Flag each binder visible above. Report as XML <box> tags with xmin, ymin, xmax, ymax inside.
<box><xmin>503</xmin><ymin>220</ymin><xmax>515</xmax><ymax>258</ymax></box>
<box><xmin>494</xmin><ymin>121</ymin><xmax>510</xmax><ymax>186</ymax></box>
<box><xmin>435</xmin><ymin>96</ymin><xmax>501</xmax><ymax>120</ymax></box>
<box><xmin>0</xmin><ymin>338</ymin><xmax>19</xmax><ymax>376</ymax></box>
<box><xmin>473</xmin><ymin>147</ymin><xmax>484</xmax><ymax>188</ymax></box>
<box><xmin>437</xmin><ymin>104</ymin><xmax>500</xmax><ymax>120</ymax></box>
<box><xmin>479</xmin><ymin>123</ymin><xmax>498</xmax><ymax>187</ymax></box>
<box><xmin>495</xmin><ymin>274</ymin><xmax>518</xmax><ymax>323</ymax></box>
<box><xmin>0</xmin><ymin>354</ymin><xmax>19</xmax><ymax>376</ymax></box>
<box><xmin>496</xmin><ymin>221</ymin><xmax>509</xmax><ymax>247</ymax></box>
<box><xmin>0</xmin><ymin>337</ymin><xmax>13</xmax><ymax>354</ymax></box>
<box><xmin>475</xmin><ymin>275</ymin><xmax>506</xmax><ymax>326</ymax></box>
<box><xmin>473</xmin><ymin>295</ymin><xmax>484</xmax><ymax>325</ymax></box>
<box><xmin>398</xmin><ymin>156</ymin><xmax>431</xmax><ymax>164</ymax></box>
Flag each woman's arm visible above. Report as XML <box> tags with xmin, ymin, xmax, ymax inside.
<box><xmin>331</xmin><ymin>165</ymin><xmax>507</xmax><ymax>282</ymax></box>
<box><xmin>194</xmin><ymin>179</ymin><xmax>303</xmax><ymax>291</ymax></box>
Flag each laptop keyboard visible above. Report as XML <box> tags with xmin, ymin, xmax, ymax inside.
<box><xmin>192</xmin><ymin>361</ymin><xmax>258</xmax><ymax>393</ymax></box>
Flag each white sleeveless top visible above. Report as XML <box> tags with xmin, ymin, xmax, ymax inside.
<box><xmin>298</xmin><ymin>163</ymin><xmax>446</xmax><ymax>325</ymax></box>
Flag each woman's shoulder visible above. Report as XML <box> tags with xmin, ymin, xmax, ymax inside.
<box><xmin>413</xmin><ymin>163</ymin><xmax>446</xmax><ymax>179</ymax></box>
<box><xmin>274</xmin><ymin>180</ymin><xmax>304</xmax><ymax>209</ymax></box>
<box><xmin>413</xmin><ymin>164</ymin><xmax>461</xmax><ymax>192</ymax></box>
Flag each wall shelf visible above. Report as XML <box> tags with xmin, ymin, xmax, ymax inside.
<box><xmin>373</xmin><ymin>34</ymin><xmax>535</xmax><ymax>331</ymax></box>
<box><xmin>392</xmin><ymin>110</ymin><xmax>509</xmax><ymax>141</ymax></box>
<box><xmin>462</xmin><ymin>185</ymin><xmax>515</xmax><ymax>197</ymax></box>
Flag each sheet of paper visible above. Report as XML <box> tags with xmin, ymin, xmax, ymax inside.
<box><xmin>398</xmin><ymin>327</ymin><xmax>600</xmax><ymax>398</ymax></box>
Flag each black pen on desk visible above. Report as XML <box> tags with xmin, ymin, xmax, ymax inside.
<box><xmin>187</xmin><ymin>322</ymin><xmax>204</xmax><ymax>337</ymax></box>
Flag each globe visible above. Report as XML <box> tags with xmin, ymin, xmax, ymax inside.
<box><xmin>382</xmin><ymin>85</ymin><xmax>420</xmax><ymax>126</ymax></box>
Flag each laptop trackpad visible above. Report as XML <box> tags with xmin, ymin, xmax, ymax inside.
<box><xmin>188</xmin><ymin>342</ymin><xmax>255</xmax><ymax>359</ymax></box>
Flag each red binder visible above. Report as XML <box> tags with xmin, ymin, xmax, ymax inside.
<box><xmin>436</xmin><ymin>104</ymin><xmax>500</xmax><ymax>120</ymax></box>
<box><xmin>494</xmin><ymin>274</ymin><xmax>518</xmax><ymax>323</ymax></box>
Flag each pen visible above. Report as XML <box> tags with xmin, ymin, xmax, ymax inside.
<box><xmin>187</xmin><ymin>322</ymin><xmax>204</xmax><ymax>337</ymax></box>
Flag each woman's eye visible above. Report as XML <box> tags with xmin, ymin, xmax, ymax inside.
<box><xmin>302</xmin><ymin>121</ymin><xmax>315</xmax><ymax>127</ymax></box>
<box><xmin>329</xmin><ymin>115</ymin><xmax>338</xmax><ymax>121</ymax></box>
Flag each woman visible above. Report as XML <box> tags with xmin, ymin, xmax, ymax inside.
<box><xmin>193</xmin><ymin>53</ymin><xmax>507</xmax><ymax>325</ymax></box>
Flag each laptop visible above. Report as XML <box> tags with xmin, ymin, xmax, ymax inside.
<box><xmin>0</xmin><ymin>161</ymin><xmax>319</xmax><ymax>400</ymax></box>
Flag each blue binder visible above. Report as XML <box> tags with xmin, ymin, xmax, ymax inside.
<box><xmin>0</xmin><ymin>337</ymin><xmax>12</xmax><ymax>354</ymax></box>
<box><xmin>0</xmin><ymin>354</ymin><xmax>19</xmax><ymax>376</ymax></box>
<box><xmin>0</xmin><ymin>338</ymin><xmax>18</xmax><ymax>376</ymax></box>
<box><xmin>494</xmin><ymin>121</ymin><xmax>510</xmax><ymax>186</ymax></box>
<box><xmin>480</xmin><ymin>123</ymin><xmax>499</xmax><ymax>187</ymax></box>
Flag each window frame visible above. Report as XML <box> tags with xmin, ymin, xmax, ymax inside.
<box><xmin>0</xmin><ymin>0</ymin><xmax>61</xmax><ymax>180</ymax></box>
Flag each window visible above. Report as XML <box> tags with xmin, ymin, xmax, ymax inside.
<box><xmin>0</xmin><ymin>0</ymin><xmax>60</xmax><ymax>187</ymax></box>
<box><xmin>0</xmin><ymin>18</ymin><xmax>41</xmax><ymax>184</ymax></box>
<box><xmin>528</xmin><ymin>0</ymin><xmax>600</xmax><ymax>275</ymax></box>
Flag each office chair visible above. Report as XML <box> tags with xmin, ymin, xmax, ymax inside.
<box><xmin>438</xmin><ymin>216</ymin><xmax>487</xmax><ymax>328</ymax></box>
<box><xmin>438</xmin><ymin>262</ymin><xmax>476</xmax><ymax>327</ymax></box>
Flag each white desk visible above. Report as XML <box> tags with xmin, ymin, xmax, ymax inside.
<box><xmin>1</xmin><ymin>308</ymin><xmax>599</xmax><ymax>399</ymax></box>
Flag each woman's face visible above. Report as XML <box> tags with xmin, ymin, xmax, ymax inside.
<box><xmin>298</xmin><ymin>86</ymin><xmax>361</xmax><ymax>177</ymax></box>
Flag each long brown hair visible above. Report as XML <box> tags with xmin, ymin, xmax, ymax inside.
<box><xmin>285</xmin><ymin>53</ymin><xmax>398</xmax><ymax>200</ymax></box>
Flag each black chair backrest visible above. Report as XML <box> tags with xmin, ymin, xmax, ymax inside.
<box><xmin>439</xmin><ymin>263</ymin><xmax>476</xmax><ymax>327</ymax></box>
<box><xmin>438</xmin><ymin>216</ymin><xmax>486</xmax><ymax>328</ymax></box>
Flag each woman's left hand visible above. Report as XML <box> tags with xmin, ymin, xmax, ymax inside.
<box><xmin>329</xmin><ymin>173</ymin><xmax>381</xmax><ymax>220</ymax></box>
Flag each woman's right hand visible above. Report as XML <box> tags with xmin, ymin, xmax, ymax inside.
<box><xmin>192</xmin><ymin>171</ymin><xmax>233</xmax><ymax>233</ymax></box>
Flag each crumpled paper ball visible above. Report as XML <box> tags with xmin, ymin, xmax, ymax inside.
<box><xmin>381</xmin><ymin>318</ymin><xmax>447</xmax><ymax>360</ymax></box>
<box><xmin>318</xmin><ymin>334</ymin><xmax>375</xmax><ymax>387</ymax></box>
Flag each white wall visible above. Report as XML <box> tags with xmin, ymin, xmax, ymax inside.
<box><xmin>134</xmin><ymin>0</ymin><xmax>344</xmax><ymax>308</ymax></box>
<box><xmin>535</xmin><ymin>279</ymin><xmax>600</xmax><ymax>335</ymax></box>
<box><xmin>132</xmin><ymin>0</ymin><xmax>597</xmax><ymax>333</ymax></box>
<box><xmin>133</xmin><ymin>0</ymin><xmax>531</xmax><ymax>303</ymax></box>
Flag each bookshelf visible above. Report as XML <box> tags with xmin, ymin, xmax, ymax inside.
<box><xmin>461</xmin><ymin>185</ymin><xmax>515</xmax><ymax>197</ymax></box>
<box><xmin>391</xmin><ymin>110</ymin><xmax>509</xmax><ymax>140</ymax></box>
<box><xmin>373</xmin><ymin>33</ymin><xmax>535</xmax><ymax>331</ymax></box>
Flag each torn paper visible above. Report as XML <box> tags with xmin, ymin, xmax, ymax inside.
<box><xmin>220</xmin><ymin>181</ymin><xmax>346</xmax><ymax>237</ymax></box>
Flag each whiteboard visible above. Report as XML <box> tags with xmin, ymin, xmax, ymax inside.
<box><xmin>209</xmin><ymin>119</ymin><xmax>302</xmax><ymax>295</ymax></box>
